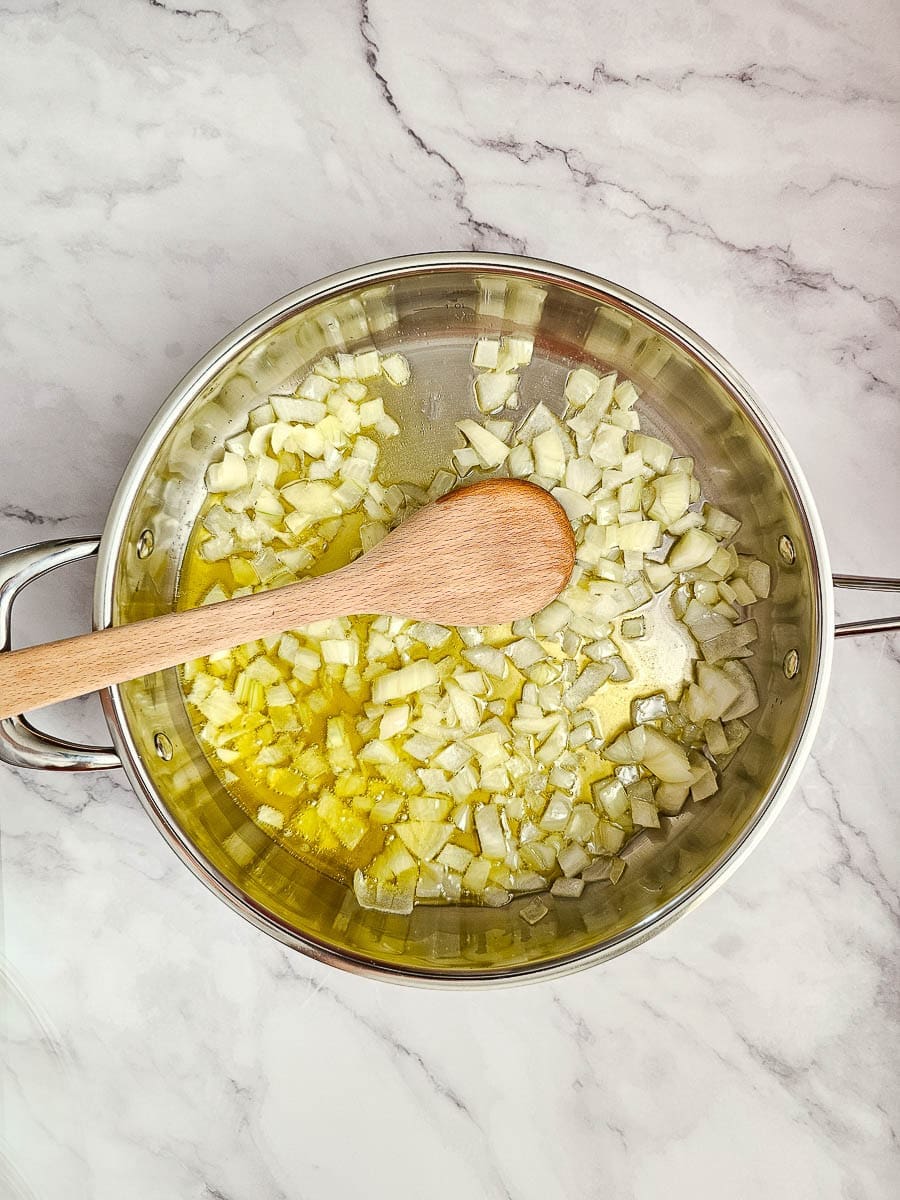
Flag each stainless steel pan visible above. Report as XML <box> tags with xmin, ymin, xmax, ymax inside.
<box><xmin>2</xmin><ymin>254</ymin><xmax>896</xmax><ymax>985</ymax></box>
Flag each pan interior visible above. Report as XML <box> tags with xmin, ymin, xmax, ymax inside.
<box><xmin>106</xmin><ymin>262</ymin><xmax>823</xmax><ymax>979</ymax></box>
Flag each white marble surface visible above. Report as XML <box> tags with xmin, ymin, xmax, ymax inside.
<box><xmin>1</xmin><ymin>1</ymin><xmax>898</xmax><ymax>1197</ymax></box>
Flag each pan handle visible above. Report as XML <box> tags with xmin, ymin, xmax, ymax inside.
<box><xmin>833</xmin><ymin>575</ymin><xmax>900</xmax><ymax>638</ymax></box>
<box><xmin>0</xmin><ymin>538</ymin><xmax>121</xmax><ymax>771</ymax></box>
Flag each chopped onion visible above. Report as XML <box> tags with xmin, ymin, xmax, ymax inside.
<box><xmin>564</xmin><ymin>368</ymin><xmax>601</xmax><ymax>408</ymax></box>
<box><xmin>703</xmin><ymin>504</ymin><xmax>741</xmax><ymax>540</ymax></box>
<box><xmin>206</xmin><ymin>452</ymin><xmax>248</xmax><ymax>494</ymax></box>
<box><xmin>557</xmin><ymin>843</ymin><xmax>590</xmax><ymax>877</ymax></box>
<box><xmin>372</xmin><ymin>661</ymin><xmax>439</xmax><ymax>703</ymax></box>
<box><xmin>472</xmin><ymin>338</ymin><xmax>501</xmax><ymax>369</ymax></box>
<box><xmin>456</xmin><ymin>419</ymin><xmax>510</xmax><ymax>468</ymax></box>
<box><xmin>183</xmin><ymin>341</ymin><xmax>770</xmax><ymax>916</ymax></box>
<box><xmin>551</xmin><ymin>487</ymin><xmax>594</xmax><ymax>522</ymax></box>
<box><xmin>381</xmin><ymin>353</ymin><xmax>411</xmax><ymax>385</ymax></box>
<box><xmin>474</xmin><ymin>371</ymin><xmax>518</xmax><ymax>414</ymax></box>
<box><xmin>668</xmin><ymin>527</ymin><xmax>718</xmax><ymax>571</ymax></box>
<box><xmin>532</xmin><ymin>428</ymin><xmax>567</xmax><ymax>482</ymax></box>
<box><xmin>505</xmin><ymin>335</ymin><xmax>534</xmax><ymax>366</ymax></box>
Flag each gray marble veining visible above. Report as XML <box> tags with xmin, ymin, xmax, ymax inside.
<box><xmin>1</xmin><ymin>1</ymin><xmax>898</xmax><ymax>1197</ymax></box>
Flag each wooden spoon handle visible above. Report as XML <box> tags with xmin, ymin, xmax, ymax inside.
<box><xmin>0</xmin><ymin>570</ymin><xmax>356</xmax><ymax>720</ymax></box>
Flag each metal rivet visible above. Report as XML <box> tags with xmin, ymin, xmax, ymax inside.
<box><xmin>783</xmin><ymin>650</ymin><xmax>800</xmax><ymax>679</ymax></box>
<box><xmin>154</xmin><ymin>732</ymin><xmax>173</xmax><ymax>761</ymax></box>
<box><xmin>136</xmin><ymin>529</ymin><xmax>154</xmax><ymax>559</ymax></box>
<box><xmin>778</xmin><ymin>535</ymin><xmax>796</xmax><ymax>565</ymax></box>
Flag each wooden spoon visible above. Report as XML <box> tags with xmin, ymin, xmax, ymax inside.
<box><xmin>0</xmin><ymin>480</ymin><xmax>574</xmax><ymax>719</ymax></box>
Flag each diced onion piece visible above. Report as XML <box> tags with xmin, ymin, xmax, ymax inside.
<box><xmin>197</xmin><ymin>687</ymin><xmax>242</xmax><ymax>726</ymax></box>
<box><xmin>668</xmin><ymin>527</ymin><xmax>718</xmax><ymax>571</ymax></box>
<box><xmin>720</xmin><ymin>660</ymin><xmax>759</xmax><ymax>720</ymax></box>
<box><xmin>551</xmin><ymin>487</ymin><xmax>593</xmax><ymax>522</ymax></box>
<box><xmin>474</xmin><ymin>805</ymin><xmax>506</xmax><ymax>859</ymax></box>
<box><xmin>410</xmin><ymin>622</ymin><xmax>452</xmax><ymax>649</ymax></box>
<box><xmin>655</xmin><ymin>781</ymin><xmax>690</xmax><ymax>815</ymax></box>
<box><xmin>690</xmin><ymin>758</ymin><xmax>719</xmax><ymax>802</ymax></box>
<box><xmin>381</xmin><ymin>353</ymin><xmax>411</xmax><ymax>385</ymax></box>
<box><xmin>321</xmin><ymin>639</ymin><xmax>358</xmax><ymax>666</ymax></box>
<box><xmin>532</xmin><ymin>428</ymin><xmax>566</xmax><ymax>482</ymax></box>
<box><xmin>206</xmin><ymin>452</ymin><xmax>248</xmax><ymax>494</ymax></box>
<box><xmin>297</xmin><ymin>374</ymin><xmax>334</xmax><ymax>401</ymax></box>
<box><xmin>532</xmin><ymin>600</ymin><xmax>571</xmax><ymax>636</ymax></box>
<box><xmin>644</xmin><ymin>562</ymin><xmax>675</xmax><ymax>593</ymax></box>
<box><xmin>505</xmin><ymin>638</ymin><xmax>545</xmax><ymax>669</ymax></box>
<box><xmin>613</xmin><ymin>379</ymin><xmax>640</xmax><ymax>409</ymax></box>
<box><xmin>264</xmin><ymin>681</ymin><xmax>293</xmax><ymax>709</ymax></box>
<box><xmin>395</xmin><ymin>821</ymin><xmax>453</xmax><ymax>861</ymax></box>
<box><xmin>562</xmin><ymin>662</ymin><xmax>612</xmax><ymax>709</ymax></box>
<box><xmin>507</xmin><ymin>443</ymin><xmax>534</xmax><ymax>477</ymax></box>
<box><xmin>704</xmin><ymin>719</ymin><xmax>730</xmax><ymax>757</ymax></box>
<box><xmin>641</xmin><ymin>727</ymin><xmax>693</xmax><ymax>783</ymax></box>
<box><xmin>564</xmin><ymin>367</ymin><xmax>601</xmax><ymax>408</ymax></box>
<box><xmin>271</xmin><ymin>396</ymin><xmax>326</xmax><ymax>424</ymax></box>
<box><xmin>729</xmin><ymin>577</ymin><xmax>756</xmax><ymax>606</ymax></box>
<box><xmin>699</xmin><ymin>620</ymin><xmax>758</xmax><ymax>664</ymax></box>
<box><xmin>616</xmin><ymin>520</ymin><xmax>660</xmax><ymax>552</ymax></box>
<box><xmin>567</xmin><ymin>393</ymin><xmax>613</xmax><ymax>439</ymax></box>
<box><xmin>281</xmin><ymin>480</ymin><xmax>342</xmax><ymax>519</ymax></box>
<box><xmin>557</xmin><ymin>843</ymin><xmax>590</xmax><ymax>877</ymax></box>
<box><xmin>648</xmin><ymin>473</ymin><xmax>691</xmax><ymax>526</ymax></box>
<box><xmin>703</xmin><ymin>504</ymin><xmax>741</xmax><ymax>539</ymax></box>
<box><xmin>565</xmin><ymin>804</ymin><xmax>596</xmax><ymax>842</ymax></box>
<box><xmin>565</xmin><ymin>456</ymin><xmax>603</xmax><ymax>495</ymax></box>
<box><xmin>668</xmin><ymin>511</ymin><xmax>705</xmax><ymax>535</ymax></box>
<box><xmin>463</xmin><ymin>645</ymin><xmax>507</xmax><ymax>679</ymax></box>
<box><xmin>592</xmin><ymin>778</ymin><xmax>628</xmax><ymax>821</ymax></box>
<box><xmin>539</xmin><ymin>793</ymin><xmax>572</xmax><ymax>831</ymax></box>
<box><xmin>505</xmin><ymin>335</ymin><xmax>534</xmax><ymax>365</ymax></box>
<box><xmin>631</xmin><ymin>433</ymin><xmax>673</xmax><ymax>473</ymax></box>
<box><xmin>225</xmin><ymin>431</ymin><xmax>251</xmax><ymax>458</ymax></box>
<box><xmin>437</xmin><ymin>844</ymin><xmax>474</xmax><ymax>873</ymax></box>
<box><xmin>445</xmin><ymin>681</ymin><xmax>481</xmax><ymax>731</ymax></box>
<box><xmin>456</xmin><ymin>419</ymin><xmax>510</xmax><ymax>468</ymax></box>
<box><xmin>589</xmin><ymin>424</ymin><xmax>627</xmax><ymax>467</ymax></box>
<box><xmin>472</xmin><ymin>338</ymin><xmax>501</xmax><ymax>369</ymax></box>
<box><xmin>375</xmin><ymin>414</ymin><xmax>401</xmax><ymax>438</ymax></box>
<box><xmin>484</xmin><ymin>418</ymin><xmax>514</xmax><ymax>442</ymax></box>
<box><xmin>353</xmin><ymin>350</ymin><xmax>381</xmax><ymax>379</ymax></box>
<box><xmin>372</xmin><ymin>661</ymin><xmax>440</xmax><ymax>703</ymax></box>
<box><xmin>379</xmin><ymin>704</ymin><xmax>410</xmax><ymax>739</ymax></box>
<box><xmin>474</xmin><ymin>372</ymin><xmax>517</xmax><ymax>413</ymax></box>
<box><xmin>453</xmin><ymin>446</ymin><xmax>480</xmax><ymax>474</ymax></box>
<box><xmin>200</xmin><ymin>534</ymin><xmax>234</xmax><ymax>563</ymax></box>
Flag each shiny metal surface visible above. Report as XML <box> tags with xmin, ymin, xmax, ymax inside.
<box><xmin>833</xmin><ymin>575</ymin><xmax>900</xmax><ymax>637</ymax></box>
<box><xmin>0</xmin><ymin>539</ymin><xmax>120</xmax><ymax>771</ymax></box>
<box><xmin>14</xmin><ymin>254</ymin><xmax>891</xmax><ymax>980</ymax></box>
<box><xmin>78</xmin><ymin>252</ymin><xmax>837</xmax><ymax>984</ymax></box>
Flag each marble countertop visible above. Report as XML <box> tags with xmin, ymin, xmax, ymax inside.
<box><xmin>2</xmin><ymin>2</ymin><xmax>898</xmax><ymax>1197</ymax></box>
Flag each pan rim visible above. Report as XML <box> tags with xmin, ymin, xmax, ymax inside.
<box><xmin>93</xmin><ymin>251</ymin><xmax>834</xmax><ymax>986</ymax></box>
